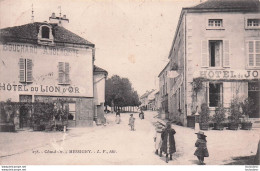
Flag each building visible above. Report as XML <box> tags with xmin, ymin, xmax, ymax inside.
<box><xmin>0</xmin><ymin>14</ymin><xmax>107</xmax><ymax>128</ymax></box>
<box><xmin>154</xmin><ymin>91</ymin><xmax>160</xmax><ymax>111</ymax></box>
<box><xmin>167</xmin><ymin>0</ymin><xmax>260</xmax><ymax>126</ymax></box>
<box><xmin>158</xmin><ymin>62</ymin><xmax>170</xmax><ymax>119</ymax></box>
<box><xmin>140</xmin><ymin>89</ymin><xmax>155</xmax><ymax>110</ymax></box>
<box><xmin>93</xmin><ymin>65</ymin><xmax>108</xmax><ymax>125</ymax></box>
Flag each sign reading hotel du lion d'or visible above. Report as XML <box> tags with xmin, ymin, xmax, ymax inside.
<box><xmin>0</xmin><ymin>83</ymin><xmax>84</xmax><ymax>95</ymax></box>
<box><xmin>194</xmin><ymin>70</ymin><xmax>260</xmax><ymax>80</ymax></box>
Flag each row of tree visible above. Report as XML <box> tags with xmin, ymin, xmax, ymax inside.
<box><xmin>105</xmin><ymin>75</ymin><xmax>141</xmax><ymax>111</ymax></box>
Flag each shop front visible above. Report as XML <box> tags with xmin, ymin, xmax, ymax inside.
<box><xmin>193</xmin><ymin>70</ymin><xmax>260</xmax><ymax>119</ymax></box>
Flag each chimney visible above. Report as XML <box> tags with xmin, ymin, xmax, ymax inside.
<box><xmin>49</xmin><ymin>12</ymin><xmax>69</xmax><ymax>27</ymax></box>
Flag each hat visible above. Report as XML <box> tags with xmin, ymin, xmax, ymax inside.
<box><xmin>195</xmin><ymin>131</ymin><xmax>207</xmax><ymax>137</ymax></box>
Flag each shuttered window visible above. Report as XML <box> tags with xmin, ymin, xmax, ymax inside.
<box><xmin>19</xmin><ymin>58</ymin><xmax>33</xmax><ymax>83</ymax></box>
<box><xmin>247</xmin><ymin>40</ymin><xmax>260</xmax><ymax>67</ymax></box>
<box><xmin>223</xmin><ymin>40</ymin><xmax>230</xmax><ymax>67</ymax></box>
<box><xmin>58</xmin><ymin>62</ymin><xmax>70</xmax><ymax>84</ymax></box>
<box><xmin>202</xmin><ymin>40</ymin><xmax>230</xmax><ymax>68</ymax></box>
<box><xmin>201</xmin><ymin>40</ymin><xmax>209</xmax><ymax>67</ymax></box>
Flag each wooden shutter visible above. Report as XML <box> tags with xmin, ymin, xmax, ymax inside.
<box><xmin>26</xmin><ymin>59</ymin><xmax>33</xmax><ymax>82</ymax></box>
<box><xmin>65</xmin><ymin>62</ymin><xmax>70</xmax><ymax>83</ymax></box>
<box><xmin>58</xmin><ymin>62</ymin><xmax>64</xmax><ymax>84</ymax></box>
<box><xmin>19</xmin><ymin>58</ymin><xmax>25</xmax><ymax>82</ymax></box>
<box><xmin>256</xmin><ymin>41</ymin><xmax>260</xmax><ymax>66</ymax></box>
<box><xmin>201</xmin><ymin>40</ymin><xmax>209</xmax><ymax>67</ymax></box>
<box><xmin>223</xmin><ymin>40</ymin><xmax>230</xmax><ymax>67</ymax></box>
<box><xmin>248</xmin><ymin>41</ymin><xmax>254</xmax><ymax>66</ymax></box>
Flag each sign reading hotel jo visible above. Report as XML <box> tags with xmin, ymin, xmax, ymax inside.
<box><xmin>194</xmin><ymin>70</ymin><xmax>260</xmax><ymax>80</ymax></box>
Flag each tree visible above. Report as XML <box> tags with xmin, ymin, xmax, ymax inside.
<box><xmin>105</xmin><ymin>75</ymin><xmax>141</xmax><ymax>110</ymax></box>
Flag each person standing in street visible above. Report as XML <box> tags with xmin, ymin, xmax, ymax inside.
<box><xmin>194</xmin><ymin>131</ymin><xmax>209</xmax><ymax>165</ymax></box>
<box><xmin>128</xmin><ymin>114</ymin><xmax>135</xmax><ymax>131</ymax></box>
<box><xmin>161</xmin><ymin>122</ymin><xmax>176</xmax><ymax>163</ymax></box>
<box><xmin>139</xmin><ymin>109</ymin><xmax>144</xmax><ymax>120</ymax></box>
<box><xmin>115</xmin><ymin>109</ymin><xmax>121</xmax><ymax>124</ymax></box>
<box><xmin>154</xmin><ymin>122</ymin><xmax>164</xmax><ymax>155</ymax></box>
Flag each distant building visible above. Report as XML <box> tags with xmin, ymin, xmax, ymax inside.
<box><xmin>158</xmin><ymin>62</ymin><xmax>170</xmax><ymax>119</ymax></box>
<box><xmin>140</xmin><ymin>89</ymin><xmax>155</xmax><ymax>110</ymax></box>
<box><xmin>167</xmin><ymin>0</ymin><xmax>260</xmax><ymax>126</ymax></box>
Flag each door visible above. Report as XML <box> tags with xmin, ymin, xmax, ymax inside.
<box><xmin>19</xmin><ymin>95</ymin><xmax>32</xmax><ymax>128</ymax></box>
<box><xmin>248</xmin><ymin>81</ymin><xmax>260</xmax><ymax>118</ymax></box>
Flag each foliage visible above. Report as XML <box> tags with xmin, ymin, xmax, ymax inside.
<box><xmin>105</xmin><ymin>75</ymin><xmax>141</xmax><ymax>108</ymax></box>
<box><xmin>213</xmin><ymin>103</ymin><xmax>226</xmax><ymax>124</ymax></box>
<box><xmin>240</xmin><ymin>98</ymin><xmax>255</xmax><ymax>118</ymax></box>
<box><xmin>229</xmin><ymin>98</ymin><xmax>242</xmax><ymax>123</ymax></box>
<box><xmin>199</xmin><ymin>103</ymin><xmax>210</xmax><ymax>124</ymax></box>
<box><xmin>192</xmin><ymin>77</ymin><xmax>206</xmax><ymax>95</ymax></box>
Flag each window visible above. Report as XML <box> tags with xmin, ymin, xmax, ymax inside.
<box><xmin>42</xmin><ymin>26</ymin><xmax>50</xmax><ymax>39</ymax></box>
<box><xmin>68</xmin><ymin>103</ymin><xmax>76</xmax><ymax>120</ymax></box>
<box><xmin>247</xmin><ymin>19</ymin><xmax>260</xmax><ymax>28</ymax></box>
<box><xmin>208</xmin><ymin>19</ymin><xmax>223</xmax><ymax>27</ymax></box>
<box><xmin>37</xmin><ymin>25</ymin><xmax>54</xmax><ymax>45</ymax></box>
<box><xmin>201</xmin><ymin>40</ymin><xmax>230</xmax><ymax>68</ymax></box>
<box><xmin>247</xmin><ymin>40</ymin><xmax>260</xmax><ymax>67</ymax></box>
<box><xmin>209</xmin><ymin>83</ymin><xmax>223</xmax><ymax>107</ymax></box>
<box><xmin>209</xmin><ymin>40</ymin><xmax>222</xmax><ymax>67</ymax></box>
<box><xmin>58</xmin><ymin>62</ymin><xmax>70</xmax><ymax>84</ymax></box>
<box><xmin>19</xmin><ymin>58</ymin><xmax>33</xmax><ymax>83</ymax></box>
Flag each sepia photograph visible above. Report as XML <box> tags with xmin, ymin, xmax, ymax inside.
<box><xmin>0</xmin><ymin>0</ymin><xmax>259</xmax><ymax>169</ymax></box>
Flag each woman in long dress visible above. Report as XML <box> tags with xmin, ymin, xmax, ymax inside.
<box><xmin>115</xmin><ymin>109</ymin><xmax>120</xmax><ymax>124</ymax></box>
<box><xmin>161</xmin><ymin>122</ymin><xmax>176</xmax><ymax>163</ymax></box>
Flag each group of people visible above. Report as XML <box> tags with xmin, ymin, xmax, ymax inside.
<box><xmin>154</xmin><ymin>121</ymin><xmax>209</xmax><ymax>164</ymax></box>
<box><xmin>115</xmin><ymin>109</ymin><xmax>145</xmax><ymax>131</ymax></box>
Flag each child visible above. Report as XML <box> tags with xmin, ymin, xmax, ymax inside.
<box><xmin>194</xmin><ymin>131</ymin><xmax>209</xmax><ymax>165</ymax></box>
<box><xmin>129</xmin><ymin>114</ymin><xmax>135</xmax><ymax>131</ymax></box>
<box><xmin>154</xmin><ymin>122</ymin><xmax>164</xmax><ymax>155</ymax></box>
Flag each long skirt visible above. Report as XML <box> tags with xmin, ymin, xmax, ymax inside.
<box><xmin>116</xmin><ymin>115</ymin><xmax>120</xmax><ymax>124</ymax></box>
<box><xmin>155</xmin><ymin>133</ymin><xmax>162</xmax><ymax>150</ymax></box>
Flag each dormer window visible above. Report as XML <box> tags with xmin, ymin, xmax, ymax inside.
<box><xmin>42</xmin><ymin>26</ymin><xmax>50</xmax><ymax>39</ymax></box>
<box><xmin>37</xmin><ymin>24</ymin><xmax>54</xmax><ymax>45</ymax></box>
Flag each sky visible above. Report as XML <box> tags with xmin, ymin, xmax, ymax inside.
<box><xmin>0</xmin><ymin>0</ymin><xmax>200</xmax><ymax>96</ymax></box>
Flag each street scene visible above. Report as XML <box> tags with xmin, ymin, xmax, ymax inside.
<box><xmin>0</xmin><ymin>0</ymin><xmax>260</xmax><ymax>168</ymax></box>
<box><xmin>1</xmin><ymin>111</ymin><xmax>259</xmax><ymax>165</ymax></box>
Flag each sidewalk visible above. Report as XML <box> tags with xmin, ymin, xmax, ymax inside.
<box><xmin>151</xmin><ymin>113</ymin><xmax>260</xmax><ymax>165</ymax></box>
<box><xmin>0</xmin><ymin>125</ymin><xmax>101</xmax><ymax>158</ymax></box>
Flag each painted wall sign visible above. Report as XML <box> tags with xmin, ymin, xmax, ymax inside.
<box><xmin>2</xmin><ymin>43</ymin><xmax>79</xmax><ymax>57</ymax></box>
<box><xmin>171</xmin><ymin>74</ymin><xmax>183</xmax><ymax>96</ymax></box>
<box><xmin>194</xmin><ymin>70</ymin><xmax>260</xmax><ymax>80</ymax></box>
<box><xmin>0</xmin><ymin>83</ymin><xmax>80</xmax><ymax>94</ymax></box>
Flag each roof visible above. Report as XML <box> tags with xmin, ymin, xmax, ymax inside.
<box><xmin>140</xmin><ymin>89</ymin><xmax>155</xmax><ymax>99</ymax></box>
<box><xmin>0</xmin><ymin>22</ymin><xmax>94</xmax><ymax>47</ymax></box>
<box><xmin>183</xmin><ymin>0</ymin><xmax>260</xmax><ymax>12</ymax></box>
<box><xmin>94</xmin><ymin>65</ymin><xmax>108</xmax><ymax>75</ymax></box>
<box><xmin>158</xmin><ymin>62</ymin><xmax>170</xmax><ymax>77</ymax></box>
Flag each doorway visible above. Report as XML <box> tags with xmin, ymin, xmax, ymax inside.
<box><xmin>248</xmin><ymin>81</ymin><xmax>260</xmax><ymax>118</ymax></box>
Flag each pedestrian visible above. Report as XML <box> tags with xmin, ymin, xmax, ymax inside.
<box><xmin>161</xmin><ymin>122</ymin><xmax>176</xmax><ymax>163</ymax></box>
<box><xmin>194</xmin><ymin>131</ymin><xmax>209</xmax><ymax>165</ymax></box>
<box><xmin>139</xmin><ymin>110</ymin><xmax>144</xmax><ymax>120</ymax></box>
<box><xmin>128</xmin><ymin>114</ymin><xmax>135</xmax><ymax>131</ymax></box>
<box><xmin>115</xmin><ymin>109</ymin><xmax>121</xmax><ymax>124</ymax></box>
<box><xmin>154</xmin><ymin>122</ymin><xmax>164</xmax><ymax>155</ymax></box>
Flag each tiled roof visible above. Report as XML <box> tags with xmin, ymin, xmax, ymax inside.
<box><xmin>140</xmin><ymin>89</ymin><xmax>155</xmax><ymax>99</ymax></box>
<box><xmin>94</xmin><ymin>65</ymin><xmax>108</xmax><ymax>75</ymax></box>
<box><xmin>184</xmin><ymin>0</ymin><xmax>260</xmax><ymax>12</ymax></box>
<box><xmin>0</xmin><ymin>22</ymin><xmax>94</xmax><ymax>47</ymax></box>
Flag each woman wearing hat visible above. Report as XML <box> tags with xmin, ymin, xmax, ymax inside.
<box><xmin>161</xmin><ymin>122</ymin><xmax>176</xmax><ymax>163</ymax></box>
<box><xmin>194</xmin><ymin>131</ymin><xmax>209</xmax><ymax>165</ymax></box>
